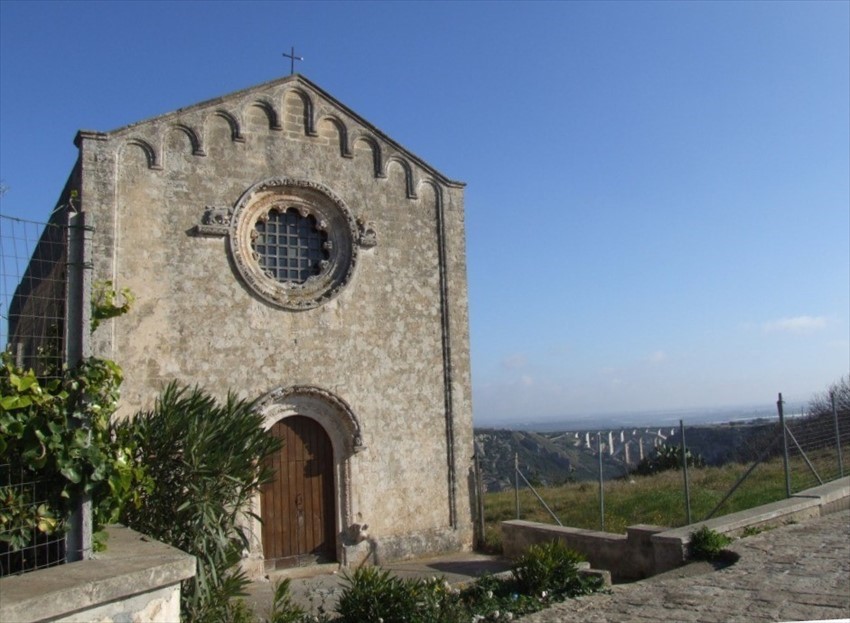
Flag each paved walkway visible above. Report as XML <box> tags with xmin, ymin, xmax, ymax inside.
<box><xmin>243</xmin><ymin>552</ymin><xmax>513</xmax><ymax>618</ymax></box>
<box><xmin>522</xmin><ymin>509</ymin><xmax>850</xmax><ymax>623</ymax></box>
<box><xmin>245</xmin><ymin>510</ymin><xmax>849</xmax><ymax>622</ymax></box>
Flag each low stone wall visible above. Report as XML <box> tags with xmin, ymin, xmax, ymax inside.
<box><xmin>501</xmin><ymin>521</ymin><xmax>665</xmax><ymax>582</ymax></box>
<box><xmin>502</xmin><ymin>476</ymin><xmax>850</xmax><ymax>583</ymax></box>
<box><xmin>0</xmin><ymin>525</ymin><xmax>195</xmax><ymax>623</ymax></box>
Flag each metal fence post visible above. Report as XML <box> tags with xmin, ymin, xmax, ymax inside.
<box><xmin>514</xmin><ymin>453</ymin><xmax>520</xmax><ymax>520</ymax></box>
<box><xmin>680</xmin><ymin>419</ymin><xmax>692</xmax><ymax>525</ymax></box>
<box><xmin>777</xmin><ymin>392</ymin><xmax>792</xmax><ymax>498</ymax></box>
<box><xmin>597</xmin><ymin>432</ymin><xmax>605</xmax><ymax>531</ymax></box>
<box><xmin>64</xmin><ymin>210</ymin><xmax>93</xmax><ymax>563</ymax></box>
<box><xmin>832</xmin><ymin>390</ymin><xmax>845</xmax><ymax>478</ymax></box>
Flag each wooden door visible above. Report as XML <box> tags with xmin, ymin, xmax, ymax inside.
<box><xmin>261</xmin><ymin>416</ymin><xmax>335</xmax><ymax>567</ymax></box>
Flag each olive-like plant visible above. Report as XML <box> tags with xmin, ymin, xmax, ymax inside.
<box><xmin>116</xmin><ymin>383</ymin><xmax>280</xmax><ymax>623</ymax></box>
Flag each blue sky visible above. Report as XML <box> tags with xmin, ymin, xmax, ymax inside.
<box><xmin>1</xmin><ymin>1</ymin><xmax>848</xmax><ymax>425</ymax></box>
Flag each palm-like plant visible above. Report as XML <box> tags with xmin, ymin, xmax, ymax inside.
<box><xmin>115</xmin><ymin>383</ymin><xmax>280</xmax><ymax>622</ymax></box>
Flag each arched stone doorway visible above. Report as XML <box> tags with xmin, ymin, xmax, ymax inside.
<box><xmin>261</xmin><ymin>416</ymin><xmax>336</xmax><ymax>568</ymax></box>
<box><xmin>248</xmin><ymin>385</ymin><xmax>364</xmax><ymax>572</ymax></box>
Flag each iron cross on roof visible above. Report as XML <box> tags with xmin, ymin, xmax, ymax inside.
<box><xmin>282</xmin><ymin>46</ymin><xmax>304</xmax><ymax>75</ymax></box>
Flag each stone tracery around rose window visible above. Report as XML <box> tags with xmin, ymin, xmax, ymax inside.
<box><xmin>228</xmin><ymin>178</ymin><xmax>360</xmax><ymax>310</ymax></box>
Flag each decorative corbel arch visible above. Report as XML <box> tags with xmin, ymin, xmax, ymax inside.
<box><xmin>282</xmin><ymin>87</ymin><xmax>317</xmax><ymax>136</ymax></box>
<box><xmin>319</xmin><ymin>115</ymin><xmax>352</xmax><ymax>158</ymax></box>
<box><xmin>171</xmin><ymin>123</ymin><xmax>206</xmax><ymax>156</ymax></box>
<box><xmin>417</xmin><ymin>177</ymin><xmax>443</xmax><ymax>205</ymax></box>
<box><xmin>353</xmin><ymin>134</ymin><xmax>383</xmax><ymax>178</ymax></box>
<box><xmin>122</xmin><ymin>138</ymin><xmax>162</xmax><ymax>170</ymax></box>
<box><xmin>247</xmin><ymin>99</ymin><xmax>282</xmax><ymax>131</ymax></box>
<box><xmin>212</xmin><ymin>109</ymin><xmax>244</xmax><ymax>142</ymax></box>
<box><xmin>384</xmin><ymin>155</ymin><xmax>417</xmax><ymax>199</ymax></box>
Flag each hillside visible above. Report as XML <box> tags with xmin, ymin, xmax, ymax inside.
<box><xmin>474</xmin><ymin>420</ymin><xmax>778</xmax><ymax>492</ymax></box>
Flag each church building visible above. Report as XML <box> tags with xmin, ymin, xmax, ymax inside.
<box><xmin>21</xmin><ymin>73</ymin><xmax>474</xmax><ymax>573</ymax></box>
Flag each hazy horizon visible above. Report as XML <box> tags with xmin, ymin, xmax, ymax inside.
<box><xmin>474</xmin><ymin>400</ymin><xmax>809</xmax><ymax>431</ymax></box>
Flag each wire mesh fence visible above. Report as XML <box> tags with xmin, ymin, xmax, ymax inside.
<box><xmin>1</xmin><ymin>213</ymin><xmax>68</xmax><ymax>378</ymax></box>
<box><xmin>0</xmin><ymin>464</ymin><xmax>67</xmax><ymax>577</ymax></box>
<box><xmin>1</xmin><ymin>210</ymin><xmax>80</xmax><ymax>575</ymax></box>
<box><xmin>784</xmin><ymin>392</ymin><xmax>849</xmax><ymax>492</ymax></box>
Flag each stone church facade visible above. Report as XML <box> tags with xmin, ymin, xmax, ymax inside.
<box><xmin>31</xmin><ymin>74</ymin><xmax>474</xmax><ymax>572</ymax></box>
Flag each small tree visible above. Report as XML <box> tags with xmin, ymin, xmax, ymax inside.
<box><xmin>808</xmin><ymin>376</ymin><xmax>850</xmax><ymax>420</ymax></box>
<box><xmin>634</xmin><ymin>443</ymin><xmax>704</xmax><ymax>476</ymax></box>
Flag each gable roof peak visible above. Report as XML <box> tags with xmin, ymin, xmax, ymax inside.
<box><xmin>80</xmin><ymin>73</ymin><xmax>464</xmax><ymax>187</ymax></box>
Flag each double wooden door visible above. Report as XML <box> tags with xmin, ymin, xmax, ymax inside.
<box><xmin>261</xmin><ymin>416</ymin><xmax>335</xmax><ymax>567</ymax></box>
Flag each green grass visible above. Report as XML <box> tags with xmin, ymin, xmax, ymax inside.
<box><xmin>483</xmin><ymin>447</ymin><xmax>848</xmax><ymax>552</ymax></box>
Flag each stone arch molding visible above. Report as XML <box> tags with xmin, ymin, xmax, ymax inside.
<box><xmin>256</xmin><ymin>384</ymin><xmax>364</xmax><ymax>454</ymax></box>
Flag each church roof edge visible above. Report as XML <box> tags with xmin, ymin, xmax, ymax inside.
<box><xmin>76</xmin><ymin>74</ymin><xmax>465</xmax><ymax>189</ymax></box>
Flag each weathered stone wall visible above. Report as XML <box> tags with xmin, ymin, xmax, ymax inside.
<box><xmin>73</xmin><ymin>75</ymin><xmax>474</xmax><ymax>565</ymax></box>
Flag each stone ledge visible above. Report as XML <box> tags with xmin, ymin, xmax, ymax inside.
<box><xmin>501</xmin><ymin>477</ymin><xmax>850</xmax><ymax>582</ymax></box>
<box><xmin>651</xmin><ymin>476</ymin><xmax>850</xmax><ymax>574</ymax></box>
<box><xmin>0</xmin><ymin>524</ymin><xmax>196</xmax><ymax>623</ymax></box>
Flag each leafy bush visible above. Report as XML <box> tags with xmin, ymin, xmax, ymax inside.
<box><xmin>461</xmin><ymin>573</ymin><xmax>540</xmax><ymax>620</ymax></box>
<box><xmin>689</xmin><ymin>525</ymin><xmax>732</xmax><ymax>561</ymax></box>
<box><xmin>511</xmin><ymin>540</ymin><xmax>599</xmax><ymax>599</ymax></box>
<box><xmin>116</xmin><ymin>383</ymin><xmax>280</xmax><ymax>623</ymax></box>
<box><xmin>0</xmin><ymin>353</ymin><xmax>145</xmax><ymax>562</ymax></box>
<box><xmin>268</xmin><ymin>578</ymin><xmax>308</xmax><ymax>623</ymax></box>
<box><xmin>269</xmin><ymin>549</ymin><xmax>602</xmax><ymax>623</ymax></box>
<box><xmin>335</xmin><ymin>566</ymin><xmax>521</xmax><ymax>623</ymax></box>
<box><xmin>634</xmin><ymin>443</ymin><xmax>704</xmax><ymax>476</ymax></box>
<box><xmin>336</xmin><ymin>566</ymin><xmax>421</xmax><ymax>623</ymax></box>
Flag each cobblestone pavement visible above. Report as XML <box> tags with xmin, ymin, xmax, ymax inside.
<box><xmin>521</xmin><ymin>509</ymin><xmax>850</xmax><ymax>623</ymax></box>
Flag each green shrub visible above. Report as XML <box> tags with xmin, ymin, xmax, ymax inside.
<box><xmin>511</xmin><ymin>540</ymin><xmax>599</xmax><ymax>598</ymax></box>
<box><xmin>0</xmin><ymin>353</ymin><xmax>145</xmax><ymax>562</ymax></box>
<box><xmin>304</xmin><ymin>557</ymin><xmax>602</xmax><ymax>623</ymax></box>
<box><xmin>461</xmin><ymin>573</ymin><xmax>540</xmax><ymax>619</ymax></box>
<box><xmin>634</xmin><ymin>443</ymin><xmax>705</xmax><ymax>476</ymax></box>
<box><xmin>116</xmin><ymin>383</ymin><xmax>280</xmax><ymax>623</ymax></box>
<box><xmin>689</xmin><ymin>525</ymin><xmax>732</xmax><ymax>561</ymax></box>
<box><xmin>268</xmin><ymin>579</ymin><xmax>308</xmax><ymax>623</ymax></box>
<box><xmin>336</xmin><ymin>567</ymin><xmax>473</xmax><ymax>623</ymax></box>
<box><xmin>337</xmin><ymin>566</ymin><xmax>415</xmax><ymax>623</ymax></box>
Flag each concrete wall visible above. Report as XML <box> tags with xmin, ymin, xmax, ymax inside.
<box><xmin>0</xmin><ymin>525</ymin><xmax>195</xmax><ymax>623</ymax></box>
